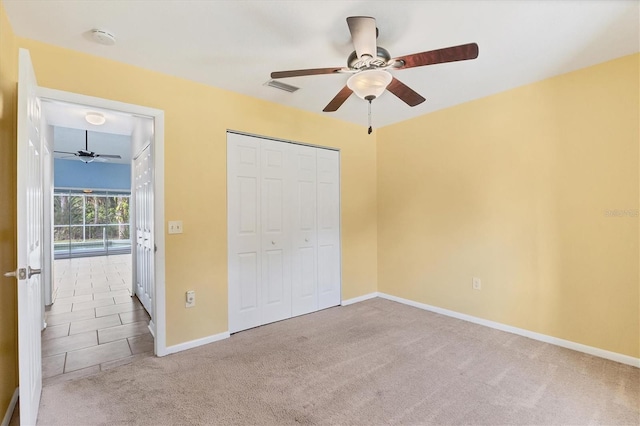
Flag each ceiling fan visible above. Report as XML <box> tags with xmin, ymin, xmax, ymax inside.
<box><xmin>271</xmin><ymin>16</ymin><xmax>479</xmax><ymax>132</ymax></box>
<box><xmin>54</xmin><ymin>130</ymin><xmax>122</xmax><ymax>163</ymax></box>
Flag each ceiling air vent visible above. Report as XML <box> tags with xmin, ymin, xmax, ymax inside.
<box><xmin>265</xmin><ymin>80</ymin><xmax>300</xmax><ymax>93</ymax></box>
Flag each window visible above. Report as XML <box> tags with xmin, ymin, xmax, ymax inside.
<box><xmin>54</xmin><ymin>189</ymin><xmax>131</xmax><ymax>258</ymax></box>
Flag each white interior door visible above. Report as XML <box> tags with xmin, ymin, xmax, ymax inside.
<box><xmin>134</xmin><ymin>144</ymin><xmax>154</xmax><ymax>318</ymax></box>
<box><xmin>12</xmin><ymin>48</ymin><xmax>43</xmax><ymax>426</ymax></box>
<box><xmin>260</xmin><ymin>140</ymin><xmax>292</xmax><ymax>325</ymax></box>
<box><xmin>228</xmin><ymin>134</ymin><xmax>262</xmax><ymax>333</ymax></box>
<box><xmin>291</xmin><ymin>145</ymin><xmax>318</xmax><ymax>316</ymax></box>
<box><xmin>316</xmin><ymin>149</ymin><xmax>341</xmax><ymax>310</ymax></box>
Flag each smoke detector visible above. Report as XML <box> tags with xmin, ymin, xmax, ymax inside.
<box><xmin>91</xmin><ymin>29</ymin><xmax>116</xmax><ymax>46</ymax></box>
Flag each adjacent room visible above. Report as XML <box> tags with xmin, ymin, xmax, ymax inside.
<box><xmin>42</xmin><ymin>116</ymin><xmax>155</xmax><ymax>383</ymax></box>
<box><xmin>0</xmin><ymin>1</ymin><xmax>637</xmax><ymax>425</ymax></box>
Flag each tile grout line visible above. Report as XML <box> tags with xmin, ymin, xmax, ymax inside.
<box><xmin>126</xmin><ymin>335</ymin><xmax>133</xmax><ymax>354</ymax></box>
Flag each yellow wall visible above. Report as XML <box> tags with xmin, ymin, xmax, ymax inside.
<box><xmin>0</xmin><ymin>1</ymin><xmax>18</xmax><ymax>416</ymax></box>
<box><xmin>17</xmin><ymin>38</ymin><xmax>378</xmax><ymax>346</ymax></box>
<box><xmin>377</xmin><ymin>54</ymin><xmax>639</xmax><ymax>358</ymax></box>
<box><xmin>0</xmin><ymin>10</ymin><xmax>637</xmax><ymax>418</ymax></box>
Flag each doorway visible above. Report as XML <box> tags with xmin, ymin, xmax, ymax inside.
<box><xmin>35</xmin><ymin>90</ymin><xmax>167</xmax><ymax>372</ymax></box>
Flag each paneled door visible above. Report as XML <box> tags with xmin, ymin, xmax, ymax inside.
<box><xmin>316</xmin><ymin>149</ymin><xmax>341</xmax><ymax>310</ymax></box>
<box><xmin>8</xmin><ymin>48</ymin><xmax>43</xmax><ymax>426</ymax></box>
<box><xmin>228</xmin><ymin>132</ymin><xmax>341</xmax><ymax>334</ymax></box>
<box><xmin>260</xmin><ymin>140</ymin><xmax>292</xmax><ymax>324</ymax></box>
<box><xmin>228</xmin><ymin>134</ymin><xmax>262</xmax><ymax>333</ymax></box>
<box><xmin>291</xmin><ymin>145</ymin><xmax>318</xmax><ymax>316</ymax></box>
<box><xmin>134</xmin><ymin>144</ymin><xmax>154</xmax><ymax>317</ymax></box>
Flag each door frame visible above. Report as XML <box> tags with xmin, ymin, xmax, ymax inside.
<box><xmin>38</xmin><ymin>87</ymin><xmax>168</xmax><ymax>356</ymax></box>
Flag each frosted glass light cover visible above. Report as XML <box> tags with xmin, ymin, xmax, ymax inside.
<box><xmin>347</xmin><ymin>69</ymin><xmax>392</xmax><ymax>100</ymax></box>
<box><xmin>85</xmin><ymin>112</ymin><xmax>106</xmax><ymax>125</ymax></box>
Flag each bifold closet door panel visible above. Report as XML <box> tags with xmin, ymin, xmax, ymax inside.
<box><xmin>228</xmin><ymin>132</ymin><xmax>341</xmax><ymax>334</ymax></box>
<box><xmin>227</xmin><ymin>134</ymin><xmax>262</xmax><ymax>333</ymax></box>
<box><xmin>317</xmin><ymin>148</ymin><xmax>341</xmax><ymax>310</ymax></box>
<box><xmin>291</xmin><ymin>145</ymin><xmax>318</xmax><ymax>316</ymax></box>
<box><xmin>260</xmin><ymin>140</ymin><xmax>293</xmax><ymax>325</ymax></box>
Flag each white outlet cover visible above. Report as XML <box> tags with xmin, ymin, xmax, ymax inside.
<box><xmin>185</xmin><ymin>290</ymin><xmax>195</xmax><ymax>307</ymax></box>
<box><xmin>472</xmin><ymin>277</ymin><xmax>482</xmax><ymax>290</ymax></box>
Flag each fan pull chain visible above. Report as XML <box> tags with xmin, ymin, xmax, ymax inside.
<box><xmin>367</xmin><ymin>99</ymin><xmax>373</xmax><ymax>135</ymax></box>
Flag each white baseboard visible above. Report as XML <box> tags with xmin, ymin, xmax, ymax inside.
<box><xmin>164</xmin><ymin>331</ymin><xmax>230</xmax><ymax>355</ymax></box>
<box><xmin>378</xmin><ymin>293</ymin><xmax>640</xmax><ymax>368</ymax></box>
<box><xmin>1</xmin><ymin>387</ymin><xmax>19</xmax><ymax>426</ymax></box>
<box><xmin>341</xmin><ymin>292</ymin><xmax>379</xmax><ymax>306</ymax></box>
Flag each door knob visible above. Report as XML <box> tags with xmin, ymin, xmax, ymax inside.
<box><xmin>271</xmin><ymin>241</ymin><xmax>276</xmax><ymax>245</ymax></box>
<box><xmin>28</xmin><ymin>267</ymin><xmax>42</xmax><ymax>278</ymax></box>
<box><xmin>4</xmin><ymin>268</ymin><xmax>27</xmax><ymax>280</ymax></box>
<box><xmin>305</xmin><ymin>238</ymin><xmax>309</xmax><ymax>242</ymax></box>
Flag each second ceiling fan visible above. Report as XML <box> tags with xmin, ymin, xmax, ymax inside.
<box><xmin>54</xmin><ymin>130</ymin><xmax>122</xmax><ymax>164</ymax></box>
<box><xmin>271</xmin><ymin>16</ymin><xmax>479</xmax><ymax>117</ymax></box>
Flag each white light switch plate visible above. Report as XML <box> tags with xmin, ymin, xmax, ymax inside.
<box><xmin>168</xmin><ymin>220</ymin><xmax>183</xmax><ymax>234</ymax></box>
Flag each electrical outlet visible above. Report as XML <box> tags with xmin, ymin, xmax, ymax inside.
<box><xmin>168</xmin><ymin>220</ymin><xmax>183</xmax><ymax>234</ymax></box>
<box><xmin>185</xmin><ymin>290</ymin><xmax>195</xmax><ymax>308</ymax></box>
<box><xmin>472</xmin><ymin>277</ymin><xmax>482</xmax><ymax>290</ymax></box>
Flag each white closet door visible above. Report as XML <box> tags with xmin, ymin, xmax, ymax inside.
<box><xmin>291</xmin><ymin>145</ymin><xmax>318</xmax><ymax>316</ymax></box>
<box><xmin>228</xmin><ymin>134</ymin><xmax>262</xmax><ymax>333</ymax></box>
<box><xmin>228</xmin><ymin>132</ymin><xmax>341</xmax><ymax>334</ymax></box>
<box><xmin>260</xmin><ymin>140</ymin><xmax>292</xmax><ymax>325</ymax></box>
<box><xmin>316</xmin><ymin>149</ymin><xmax>341</xmax><ymax>309</ymax></box>
<box><xmin>134</xmin><ymin>144</ymin><xmax>154</xmax><ymax>317</ymax></box>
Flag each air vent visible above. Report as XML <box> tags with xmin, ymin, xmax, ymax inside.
<box><xmin>265</xmin><ymin>80</ymin><xmax>300</xmax><ymax>93</ymax></box>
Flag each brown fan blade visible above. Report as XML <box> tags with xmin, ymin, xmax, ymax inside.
<box><xmin>271</xmin><ymin>67</ymin><xmax>345</xmax><ymax>79</ymax></box>
<box><xmin>346</xmin><ymin>16</ymin><xmax>377</xmax><ymax>59</ymax></box>
<box><xmin>323</xmin><ymin>86</ymin><xmax>353</xmax><ymax>112</ymax></box>
<box><xmin>386</xmin><ymin>77</ymin><xmax>426</xmax><ymax>107</ymax></box>
<box><xmin>393</xmin><ymin>43</ymin><xmax>479</xmax><ymax>70</ymax></box>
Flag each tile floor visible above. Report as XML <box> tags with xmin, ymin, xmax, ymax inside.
<box><xmin>42</xmin><ymin>254</ymin><xmax>154</xmax><ymax>386</ymax></box>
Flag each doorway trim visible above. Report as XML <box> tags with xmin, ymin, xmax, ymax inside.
<box><xmin>38</xmin><ymin>87</ymin><xmax>168</xmax><ymax>356</ymax></box>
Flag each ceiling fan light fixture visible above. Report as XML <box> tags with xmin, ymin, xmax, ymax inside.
<box><xmin>347</xmin><ymin>69</ymin><xmax>392</xmax><ymax>100</ymax></box>
<box><xmin>85</xmin><ymin>112</ymin><xmax>106</xmax><ymax>126</ymax></box>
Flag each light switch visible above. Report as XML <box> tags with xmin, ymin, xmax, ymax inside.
<box><xmin>168</xmin><ymin>221</ymin><xmax>183</xmax><ymax>234</ymax></box>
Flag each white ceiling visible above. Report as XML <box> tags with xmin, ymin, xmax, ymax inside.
<box><xmin>42</xmin><ymin>100</ymin><xmax>136</xmax><ymax>136</ymax></box>
<box><xmin>4</xmin><ymin>0</ymin><xmax>639</xmax><ymax>129</ymax></box>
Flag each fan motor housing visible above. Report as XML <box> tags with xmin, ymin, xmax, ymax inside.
<box><xmin>348</xmin><ymin>46</ymin><xmax>391</xmax><ymax>70</ymax></box>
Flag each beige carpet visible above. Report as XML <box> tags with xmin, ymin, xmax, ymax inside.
<box><xmin>37</xmin><ymin>298</ymin><xmax>639</xmax><ymax>425</ymax></box>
